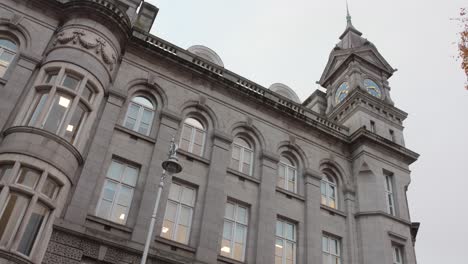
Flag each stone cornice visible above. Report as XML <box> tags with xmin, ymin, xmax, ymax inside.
<box><xmin>349</xmin><ymin>127</ymin><xmax>419</xmax><ymax>164</ymax></box>
<box><xmin>355</xmin><ymin>211</ymin><xmax>412</xmax><ymax>226</ymax></box>
<box><xmin>329</xmin><ymin>89</ymin><xmax>407</xmax><ymax>125</ymax></box>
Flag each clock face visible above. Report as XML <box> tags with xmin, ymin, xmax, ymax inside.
<box><xmin>364</xmin><ymin>79</ymin><xmax>382</xmax><ymax>98</ymax></box>
<box><xmin>335</xmin><ymin>82</ymin><xmax>350</xmax><ymax>104</ymax></box>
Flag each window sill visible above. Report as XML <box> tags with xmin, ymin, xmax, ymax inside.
<box><xmin>155</xmin><ymin>236</ymin><xmax>196</xmax><ymax>253</ymax></box>
<box><xmin>320</xmin><ymin>204</ymin><xmax>347</xmax><ymax>218</ymax></box>
<box><xmin>276</xmin><ymin>187</ymin><xmax>305</xmax><ymax>201</ymax></box>
<box><xmin>86</xmin><ymin>214</ymin><xmax>133</xmax><ymax>233</ymax></box>
<box><xmin>226</xmin><ymin>168</ymin><xmax>260</xmax><ymax>184</ymax></box>
<box><xmin>114</xmin><ymin>124</ymin><xmax>156</xmax><ymax>144</ymax></box>
<box><xmin>177</xmin><ymin>149</ymin><xmax>210</xmax><ymax>165</ymax></box>
<box><xmin>218</xmin><ymin>255</ymin><xmax>245</xmax><ymax>264</ymax></box>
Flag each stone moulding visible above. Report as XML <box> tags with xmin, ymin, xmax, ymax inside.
<box><xmin>53</xmin><ymin>29</ymin><xmax>117</xmax><ymax>71</ymax></box>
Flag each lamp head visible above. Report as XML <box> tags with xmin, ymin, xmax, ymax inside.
<box><xmin>162</xmin><ymin>156</ymin><xmax>182</xmax><ymax>174</ymax></box>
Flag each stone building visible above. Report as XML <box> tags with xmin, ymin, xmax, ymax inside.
<box><xmin>0</xmin><ymin>0</ymin><xmax>420</xmax><ymax>263</ymax></box>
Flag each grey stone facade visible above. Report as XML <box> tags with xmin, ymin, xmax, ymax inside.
<box><xmin>0</xmin><ymin>0</ymin><xmax>419</xmax><ymax>264</ymax></box>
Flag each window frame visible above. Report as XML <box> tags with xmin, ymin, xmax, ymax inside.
<box><xmin>220</xmin><ymin>200</ymin><xmax>249</xmax><ymax>262</ymax></box>
<box><xmin>322</xmin><ymin>234</ymin><xmax>341</xmax><ymax>264</ymax></box>
<box><xmin>20</xmin><ymin>65</ymin><xmax>101</xmax><ymax>148</ymax></box>
<box><xmin>392</xmin><ymin>244</ymin><xmax>404</xmax><ymax>264</ymax></box>
<box><xmin>0</xmin><ymin>161</ymin><xmax>64</xmax><ymax>260</ymax></box>
<box><xmin>230</xmin><ymin>137</ymin><xmax>254</xmax><ymax>176</ymax></box>
<box><xmin>385</xmin><ymin>173</ymin><xmax>396</xmax><ymax>216</ymax></box>
<box><xmin>161</xmin><ymin>182</ymin><xmax>196</xmax><ymax>245</ymax></box>
<box><xmin>123</xmin><ymin>96</ymin><xmax>155</xmax><ymax>136</ymax></box>
<box><xmin>277</xmin><ymin>156</ymin><xmax>297</xmax><ymax>193</ymax></box>
<box><xmin>321</xmin><ymin>175</ymin><xmax>338</xmax><ymax>209</ymax></box>
<box><xmin>0</xmin><ymin>38</ymin><xmax>18</xmax><ymax>78</ymax></box>
<box><xmin>275</xmin><ymin>219</ymin><xmax>296</xmax><ymax>264</ymax></box>
<box><xmin>179</xmin><ymin>117</ymin><xmax>206</xmax><ymax>156</ymax></box>
<box><xmin>95</xmin><ymin>160</ymin><xmax>139</xmax><ymax>225</ymax></box>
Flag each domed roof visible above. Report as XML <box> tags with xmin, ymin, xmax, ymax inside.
<box><xmin>269</xmin><ymin>83</ymin><xmax>300</xmax><ymax>103</ymax></box>
<box><xmin>187</xmin><ymin>45</ymin><xmax>224</xmax><ymax>67</ymax></box>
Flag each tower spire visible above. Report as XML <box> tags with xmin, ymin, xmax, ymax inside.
<box><xmin>346</xmin><ymin>0</ymin><xmax>352</xmax><ymax>27</ymax></box>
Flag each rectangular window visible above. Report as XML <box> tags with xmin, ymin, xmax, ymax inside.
<box><xmin>161</xmin><ymin>182</ymin><xmax>196</xmax><ymax>244</ymax></box>
<box><xmin>17</xmin><ymin>203</ymin><xmax>50</xmax><ymax>255</ymax></box>
<box><xmin>275</xmin><ymin>219</ymin><xmax>296</xmax><ymax>264</ymax></box>
<box><xmin>392</xmin><ymin>245</ymin><xmax>404</xmax><ymax>264</ymax></box>
<box><xmin>322</xmin><ymin>235</ymin><xmax>341</xmax><ymax>264</ymax></box>
<box><xmin>0</xmin><ymin>194</ymin><xmax>30</xmax><ymax>247</ymax></box>
<box><xmin>385</xmin><ymin>173</ymin><xmax>396</xmax><ymax>216</ymax></box>
<box><xmin>370</xmin><ymin>121</ymin><xmax>376</xmax><ymax>133</ymax></box>
<box><xmin>220</xmin><ymin>201</ymin><xmax>248</xmax><ymax>261</ymax></box>
<box><xmin>96</xmin><ymin>160</ymin><xmax>138</xmax><ymax>225</ymax></box>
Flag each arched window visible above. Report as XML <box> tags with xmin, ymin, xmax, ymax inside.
<box><xmin>230</xmin><ymin>137</ymin><xmax>253</xmax><ymax>175</ymax></box>
<box><xmin>179</xmin><ymin>117</ymin><xmax>206</xmax><ymax>156</ymax></box>
<box><xmin>24</xmin><ymin>66</ymin><xmax>100</xmax><ymax>147</ymax></box>
<box><xmin>0</xmin><ymin>39</ymin><xmax>17</xmax><ymax>77</ymax></box>
<box><xmin>277</xmin><ymin>156</ymin><xmax>297</xmax><ymax>193</ymax></box>
<box><xmin>124</xmin><ymin>96</ymin><xmax>155</xmax><ymax>136</ymax></box>
<box><xmin>321</xmin><ymin>175</ymin><xmax>337</xmax><ymax>209</ymax></box>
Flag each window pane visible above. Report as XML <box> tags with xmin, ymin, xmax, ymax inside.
<box><xmin>62</xmin><ymin>74</ymin><xmax>80</xmax><ymax>90</ymax></box>
<box><xmin>180</xmin><ymin>139</ymin><xmax>190</xmax><ymax>152</ymax></box>
<box><xmin>194</xmin><ymin>130</ymin><xmax>204</xmax><ymax>145</ymax></box>
<box><xmin>220</xmin><ymin>239</ymin><xmax>231</xmax><ymax>257</ymax></box>
<box><xmin>63</xmin><ymin>103</ymin><xmax>87</xmax><ymax>144</ymax></box>
<box><xmin>223</xmin><ymin>221</ymin><xmax>233</xmax><ymax>239</ymax></box>
<box><xmin>132</xmin><ymin>96</ymin><xmax>154</xmax><ymax>109</ymax></box>
<box><xmin>17</xmin><ymin>167</ymin><xmax>41</xmax><ymax>188</ymax></box>
<box><xmin>322</xmin><ymin>236</ymin><xmax>328</xmax><ymax>252</ymax></box>
<box><xmin>231</xmin><ymin>146</ymin><xmax>240</xmax><ymax>160</ymax></box>
<box><xmin>43</xmin><ymin>94</ymin><xmax>71</xmax><ymax>133</ymax></box>
<box><xmin>0</xmin><ymin>194</ymin><xmax>29</xmax><ymax>246</ymax></box>
<box><xmin>288</xmin><ymin>181</ymin><xmax>295</xmax><ymax>192</ymax></box>
<box><xmin>192</xmin><ymin>143</ymin><xmax>202</xmax><ymax>156</ymax></box>
<box><xmin>141</xmin><ymin>109</ymin><xmax>153</xmax><ymax>125</ymax></box>
<box><xmin>234</xmin><ymin>242</ymin><xmax>244</xmax><ymax>261</ymax></box>
<box><xmin>137</xmin><ymin>122</ymin><xmax>149</xmax><ymax>135</ymax></box>
<box><xmin>242</xmin><ymin>163</ymin><xmax>250</xmax><ymax>175</ymax></box>
<box><xmin>330</xmin><ymin>239</ymin><xmax>337</xmax><ymax>254</ymax></box>
<box><xmin>237</xmin><ymin>206</ymin><xmax>247</xmax><ymax>224</ymax></box>
<box><xmin>82</xmin><ymin>84</ymin><xmax>93</xmax><ymax>102</ymax></box>
<box><xmin>235</xmin><ymin>225</ymin><xmax>245</xmax><ymax>243</ymax></box>
<box><xmin>124</xmin><ymin>104</ymin><xmax>139</xmax><ymax>129</ymax></box>
<box><xmin>321</xmin><ymin>181</ymin><xmax>327</xmax><ymax>195</ymax></box>
<box><xmin>288</xmin><ymin>168</ymin><xmax>296</xmax><ymax>181</ymax></box>
<box><xmin>276</xmin><ymin>221</ymin><xmax>283</xmax><ymax>237</ymax></box>
<box><xmin>96</xmin><ymin>199</ymin><xmax>112</xmax><ymax>219</ymax></box>
<box><xmin>181</xmin><ymin>125</ymin><xmax>192</xmax><ymax>141</ymax></box>
<box><xmin>111</xmin><ymin>204</ymin><xmax>128</xmax><ymax>224</ymax></box>
<box><xmin>181</xmin><ymin>187</ymin><xmax>195</xmax><ymax>206</ymax></box>
<box><xmin>168</xmin><ymin>183</ymin><xmax>181</xmax><ymax>201</ymax></box>
<box><xmin>285</xmin><ymin>241</ymin><xmax>294</xmax><ymax>261</ymax></box>
<box><xmin>275</xmin><ymin>239</ymin><xmax>284</xmax><ymax>257</ymax></box>
<box><xmin>0</xmin><ymin>39</ymin><xmax>17</xmax><ymax>51</ymax></box>
<box><xmin>117</xmin><ymin>186</ymin><xmax>133</xmax><ymax>207</ymax></box>
<box><xmin>122</xmin><ymin>166</ymin><xmax>138</xmax><ymax>186</ymax></box>
<box><xmin>0</xmin><ymin>52</ymin><xmax>14</xmax><ymax>64</ymax></box>
<box><xmin>225</xmin><ymin>203</ymin><xmax>234</xmax><ymax>219</ymax></box>
<box><xmin>0</xmin><ymin>65</ymin><xmax>6</xmax><ymax>78</ymax></box>
<box><xmin>28</xmin><ymin>93</ymin><xmax>48</xmax><ymax>126</ymax></box>
<box><xmin>107</xmin><ymin>161</ymin><xmax>123</xmax><ymax>181</ymax></box>
<box><xmin>0</xmin><ymin>164</ymin><xmax>13</xmax><ymax>182</ymax></box>
<box><xmin>45</xmin><ymin>73</ymin><xmax>57</xmax><ymax>85</ymax></box>
<box><xmin>161</xmin><ymin>219</ymin><xmax>174</xmax><ymax>239</ymax></box>
<box><xmin>164</xmin><ymin>201</ymin><xmax>177</xmax><ymax>221</ymax></box>
<box><xmin>285</xmin><ymin>223</ymin><xmax>294</xmax><ymax>240</ymax></box>
<box><xmin>102</xmin><ymin>180</ymin><xmax>117</xmax><ymax>201</ymax></box>
<box><xmin>178</xmin><ymin>206</ymin><xmax>191</xmax><ymax>226</ymax></box>
<box><xmin>176</xmin><ymin>224</ymin><xmax>189</xmax><ymax>244</ymax></box>
<box><xmin>17</xmin><ymin>203</ymin><xmax>49</xmax><ymax>256</ymax></box>
<box><xmin>41</xmin><ymin>177</ymin><xmax>59</xmax><ymax>199</ymax></box>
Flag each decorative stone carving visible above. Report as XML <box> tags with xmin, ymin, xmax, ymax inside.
<box><xmin>53</xmin><ymin>29</ymin><xmax>117</xmax><ymax>71</ymax></box>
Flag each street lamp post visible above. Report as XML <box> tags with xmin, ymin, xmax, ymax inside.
<box><xmin>140</xmin><ymin>138</ymin><xmax>182</xmax><ymax>264</ymax></box>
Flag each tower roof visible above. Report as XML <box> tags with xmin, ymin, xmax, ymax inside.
<box><xmin>337</xmin><ymin>4</ymin><xmax>368</xmax><ymax>49</ymax></box>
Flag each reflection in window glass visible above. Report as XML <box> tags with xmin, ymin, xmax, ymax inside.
<box><xmin>161</xmin><ymin>182</ymin><xmax>195</xmax><ymax>244</ymax></box>
<box><xmin>179</xmin><ymin>118</ymin><xmax>205</xmax><ymax>156</ymax></box>
<box><xmin>96</xmin><ymin>160</ymin><xmax>138</xmax><ymax>224</ymax></box>
<box><xmin>220</xmin><ymin>201</ymin><xmax>248</xmax><ymax>261</ymax></box>
<box><xmin>17</xmin><ymin>203</ymin><xmax>49</xmax><ymax>256</ymax></box>
<box><xmin>16</xmin><ymin>167</ymin><xmax>41</xmax><ymax>189</ymax></box>
<box><xmin>275</xmin><ymin>219</ymin><xmax>296</xmax><ymax>264</ymax></box>
<box><xmin>28</xmin><ymin>94</ymin><xmax>48</xmax><ymax>126</ymax></box>
<box><xmin>41</xmin><ymin>178</ymin><xmax>59</xmax><ymax>199</ymax></box>
<box><xmin>0</xmin><ymin>39</ymin><xmax>17</xmax><ymax>77</ymax></box>
<box><xmin>0</xmin><ymin>194</ymin><xmax>29</xmax><ymax>247</ymax></box>
<box><xmin>124</xmin><ymin>96</ymin><xmax>155</xmax><ymax>136</ymax></box>
<box><xmin>63</xmin><ymin>102</ymin><xmax>88</xmax><ymax>144</ymax></box>
<box><xmin>43</xmin><ymin>94</ymin><xmax>72</xmax><ymax>133</ymax></box>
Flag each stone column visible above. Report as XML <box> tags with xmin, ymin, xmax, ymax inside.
<box><xmin>304</xmin><ymin>169</ymin><xmax>323</xmax><ymax>263</ymax></box>
<box><xmin>344</xmin><ymin>189</ymin><xmax>358</xmax><ymax>264</ymax></box>
<box><xmin>131</xmin><ymin>109</ymin><xmax>182</xmax><ymax>244</ymax></box>
<box><xmin>195</xmin><ymin>130</ymin><xmax>233</xmax><ymax>263</ymax></box>
<box><xmin>254</xmin><ymin>151</ymin><xmax>279</xmax><ymax>264</ymax></box>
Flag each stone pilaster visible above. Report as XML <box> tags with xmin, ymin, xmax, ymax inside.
<box><xmin>304</xmin><ymin>169</ymin><xmax>322</xmax><ymax>263</ymax></box>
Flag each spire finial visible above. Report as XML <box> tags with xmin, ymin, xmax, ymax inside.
<box><xmin>346</xmin><ymin>0</ymin><xmax>352</xmax><ymax>26</ymax></box>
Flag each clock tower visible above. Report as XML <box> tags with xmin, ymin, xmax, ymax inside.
<box><xmin>318</xmin><ymin>9</ymin><xmax>407</xmax><ymax>146</ymax></box>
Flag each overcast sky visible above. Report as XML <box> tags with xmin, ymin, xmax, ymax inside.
<box><xmin>146</xmin><ymin>0</ymin><xmax>467</xmax><ymax>262</ymax></box>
